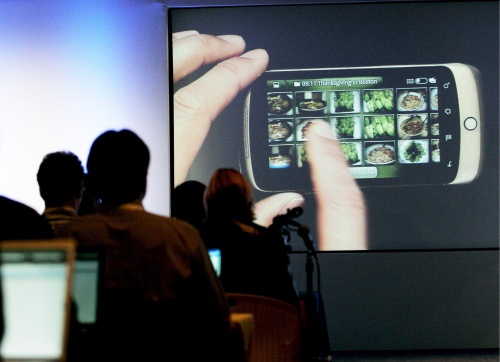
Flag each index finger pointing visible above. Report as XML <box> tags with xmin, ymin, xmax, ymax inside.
<box><xmin>307</xmin><ymin>122</ymin><xmax>367</xmax><ymax>250</ymax></box>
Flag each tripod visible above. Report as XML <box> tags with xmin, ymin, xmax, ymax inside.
<box><xmin>297</xmin><ymin>225</ymin><xmax>332</xmax><ymax>362</ymax></box>
<box><xmin>271</xmin><ymin>208</ymin><xmax>332</xmax><ymax>362</ymax></box>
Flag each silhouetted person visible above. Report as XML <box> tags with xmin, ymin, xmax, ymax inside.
<box><xmin>200</xmin><ymin>168</ymin><xmax>299</xmax><ymax>306</ymax></box>
<box><xmin>0</xmin><ymin>196</ymin><xmax>53</xmax><ymax>241</ymax></box>
<box><xmin>36</xmin><ymin>151</ymin><xmax>84</xmax><ymax>235</ymax></box>
<box><xmin>59</xmin><ymin>129</ymin><xmax>229</xmax><ymax>361</ymax></box>
<box><xmin>171</xmin><ymin>180</ymin><xmax>206</xmax><ymax>230</ymax></box>
<box><xmin>0</xmin><ymin>194</ymin><xmax>54</xmax><ymax>346</ymax></box>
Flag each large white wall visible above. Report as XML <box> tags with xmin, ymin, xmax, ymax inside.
<box><xmin>0</xmin><ymin>0</ymin><xmax>170</xmax><ymax>216</ymax></box>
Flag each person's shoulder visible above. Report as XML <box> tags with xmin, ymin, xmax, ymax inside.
<box><xmin>65</xmin><ymin>209</ymin><xmax>194</xmax><ymax>232</ymax></box>
<box><xmin>0</xmin><ymin>195</ymin><xmax>38</xmax><ymax>216</ymax></box>
<box><xmin>233</xmin><ymin>220</ymin><xmax>268</xmax><ymax>237</ymax></box>
<box><xmin>140</xmin><ymin>212</ymin><xmax>207</xmax><ymax>253</ymax></box>
<box><xmin>56</xmin><ymin>212</ymin><xmax>103</xmax><ymax>236</ymax></box>
<box><xmin>151</xmin><ymin>212</ymin><xmax>201</xmax><ymax>235</ymax></box>
<box><xmin>136</xmin><ymin>210</ymin><xmax>191</xmax><ymax>226</ymax></box>
<box><xmin>0</xmin><ymin>195</ymin><xmax>53</xmax><ymax>240</ymax></box>
<box><xmin>70</xmin><ymin>212</ymin><xmax>104</xmax><ymax>224</ymax></box>
<box><xmin>200</xmin><ymin>218</ymin><xmax>239</xmax><ymax>236</ymax></box>
<box><xmin>234</xmin><ymin>221</ymin><xmax>283</xmax><ymax>247</ymax></box>
<box><xmin>118</xmin><ymin>210</ymin><xmax>201</xmax><ymax>239</ymax></box>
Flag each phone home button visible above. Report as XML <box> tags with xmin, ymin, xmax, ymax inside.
<box><xmin>464</xmin><ymin>117</ymin><xmax>478</xmax><ymax>131</ymax></box>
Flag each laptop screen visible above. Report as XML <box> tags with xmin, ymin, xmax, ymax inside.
<box><xmin>0</xmin><ymin>239</ymin><xmax>75</xmax><ymax>362</ymax></box>
<box><xmin>72</xmin><ymin>247</ymin><xmax>105</xmax><ymax>327</ymax></box>
<box><xmin>208</xmin><ymin>248</ymin><xmax>221</xmax><ymax>277</ymax></box>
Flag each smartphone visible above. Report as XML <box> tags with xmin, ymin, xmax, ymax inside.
<box><xmin>243</xmin><ymin>63</ymin><xmax>482</xmax><ymax>192</ymax></box>
<box><xmin>208</xmin><ymin>248</ymin><xmax>221</xmax><ymax>277</ymax></box>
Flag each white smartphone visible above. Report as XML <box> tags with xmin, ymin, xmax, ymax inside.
<box><xmin>243</xmin><ymin>63</ymin><xmax>482</xmax><ymax>192</ymax></box>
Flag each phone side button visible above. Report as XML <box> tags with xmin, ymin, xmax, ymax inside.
<box><xmin>464</xmin><ymin>117</ymin><xmax>478</xmax><ymax>131</ymax></box>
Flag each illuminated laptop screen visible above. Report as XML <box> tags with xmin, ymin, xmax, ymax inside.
<box><xmin>72</xmin><ymin>249</ymin><xmax>103</xmax><ymax>326</ymax></box>
<box><xmin>0</xmin><ymin>241</ymin><xmax>74</xmax><ymax>361</ymax></box>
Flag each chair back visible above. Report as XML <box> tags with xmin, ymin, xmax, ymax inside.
<box><xmin>227</xmin><ymin>293</ymin><xmax>302</xmax><ymax>362</ymax></box>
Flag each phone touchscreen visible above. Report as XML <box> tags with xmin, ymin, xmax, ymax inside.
<box><xmin>244</xmin><ymin>65</ymin><xmax>478</xmax><ymax>191</ymax></box>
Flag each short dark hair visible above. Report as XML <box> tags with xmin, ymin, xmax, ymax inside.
<box><xmin>37</xmin><ymin>151</ymin><xmax>84</xmax><ymax>206</ymax></box>
<box><xmin>86</xmin><ymin>129</ymin><xmax>150</xmax><ymax>207</ymax></box>
<box><xmin>172</xmin><ymin>180</ymin><xmax>206</xmax><ymax>229</ymax></box>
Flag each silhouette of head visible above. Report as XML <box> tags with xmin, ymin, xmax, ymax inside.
<box><xmin>172</xmin><ymin>180</ymin><xmax>207</xmax><ymax>229</ymax></box>
<box><xmin>204</xmin><ymin>168</ymin><xmax>254</xmax><ymax>223</ymax></box>
<box><xmin>87</xmin><ymin>129</ymin><xmax>150</xmax><ymax>207</ymax></box>
<box><xmin>37</xmin><ymin>151</ymin><xmax>84</xmax><ymax>208</ymax></box>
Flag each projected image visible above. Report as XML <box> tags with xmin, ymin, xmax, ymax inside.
<box><xmin>170</xmin><ymin>1</ymin><xmax>498</xmax><ymax>251</ymax></box>
<box><xmin>171</xmin><ymin>32</ymin><xmax>367</xmax><ymax>251</ymax></box>
<box><xmin>244</xmin><ymin>65</ymin><xmax>480</xmax><ymax>193</ymax></box>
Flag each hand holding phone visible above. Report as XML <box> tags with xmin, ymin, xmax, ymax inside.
<box><xmin>171</xmin><ymin>30</ymin><xmax>305</xmax><ymax>227</ymax></box>
<box><xmin>172</xmin><ymin>30</ymin><xmax>368</xmax><ymax>250</ymax></box>
<box><xmin>172</xmin><ymin>30</ymin><xmax>268</xmax><ymax>187</ymax></box>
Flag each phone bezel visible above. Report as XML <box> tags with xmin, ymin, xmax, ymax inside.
<box><xmin>243</xmin><ymin>63</ymin><xmax>481</xmax><ymax>192</ymax></box>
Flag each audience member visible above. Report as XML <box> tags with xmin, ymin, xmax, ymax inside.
<box><xmin>59</xmin><ymin>129</ymin><xmax>230</xmax><ymax>361</ymax></box>
<box><xmin>171</xmin><ymin>180</ymin><xmax>206</xmax><ymax>230</ymax></box>
<box><xmin>200</xmin><ymin>168</ymin><xmax>299</xmax><ymax>306</ymax></box>
<box><xmin>0</xmin><ymin>195</ymin><xmax>53</xmax><ymax>241</ymax></box>
<box><xmin>0</xmin><ymin>195</ymin><xmax>54</xmax><ymax>347</ymax></box>
<box><xmin>36</xmin><ymin>151</ymin><xmax>84</xmax><ymax>234</ymax></box>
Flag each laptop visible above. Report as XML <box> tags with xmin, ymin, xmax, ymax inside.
<box><xmin>72</xmin><ymin>245</ymin><xmax>106</xmax><ymax>332</ymax></box>
<box><xmin>0</xmin><ymin>238</ymin><xmax>76</xmax><ymax>362</ymax></box>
